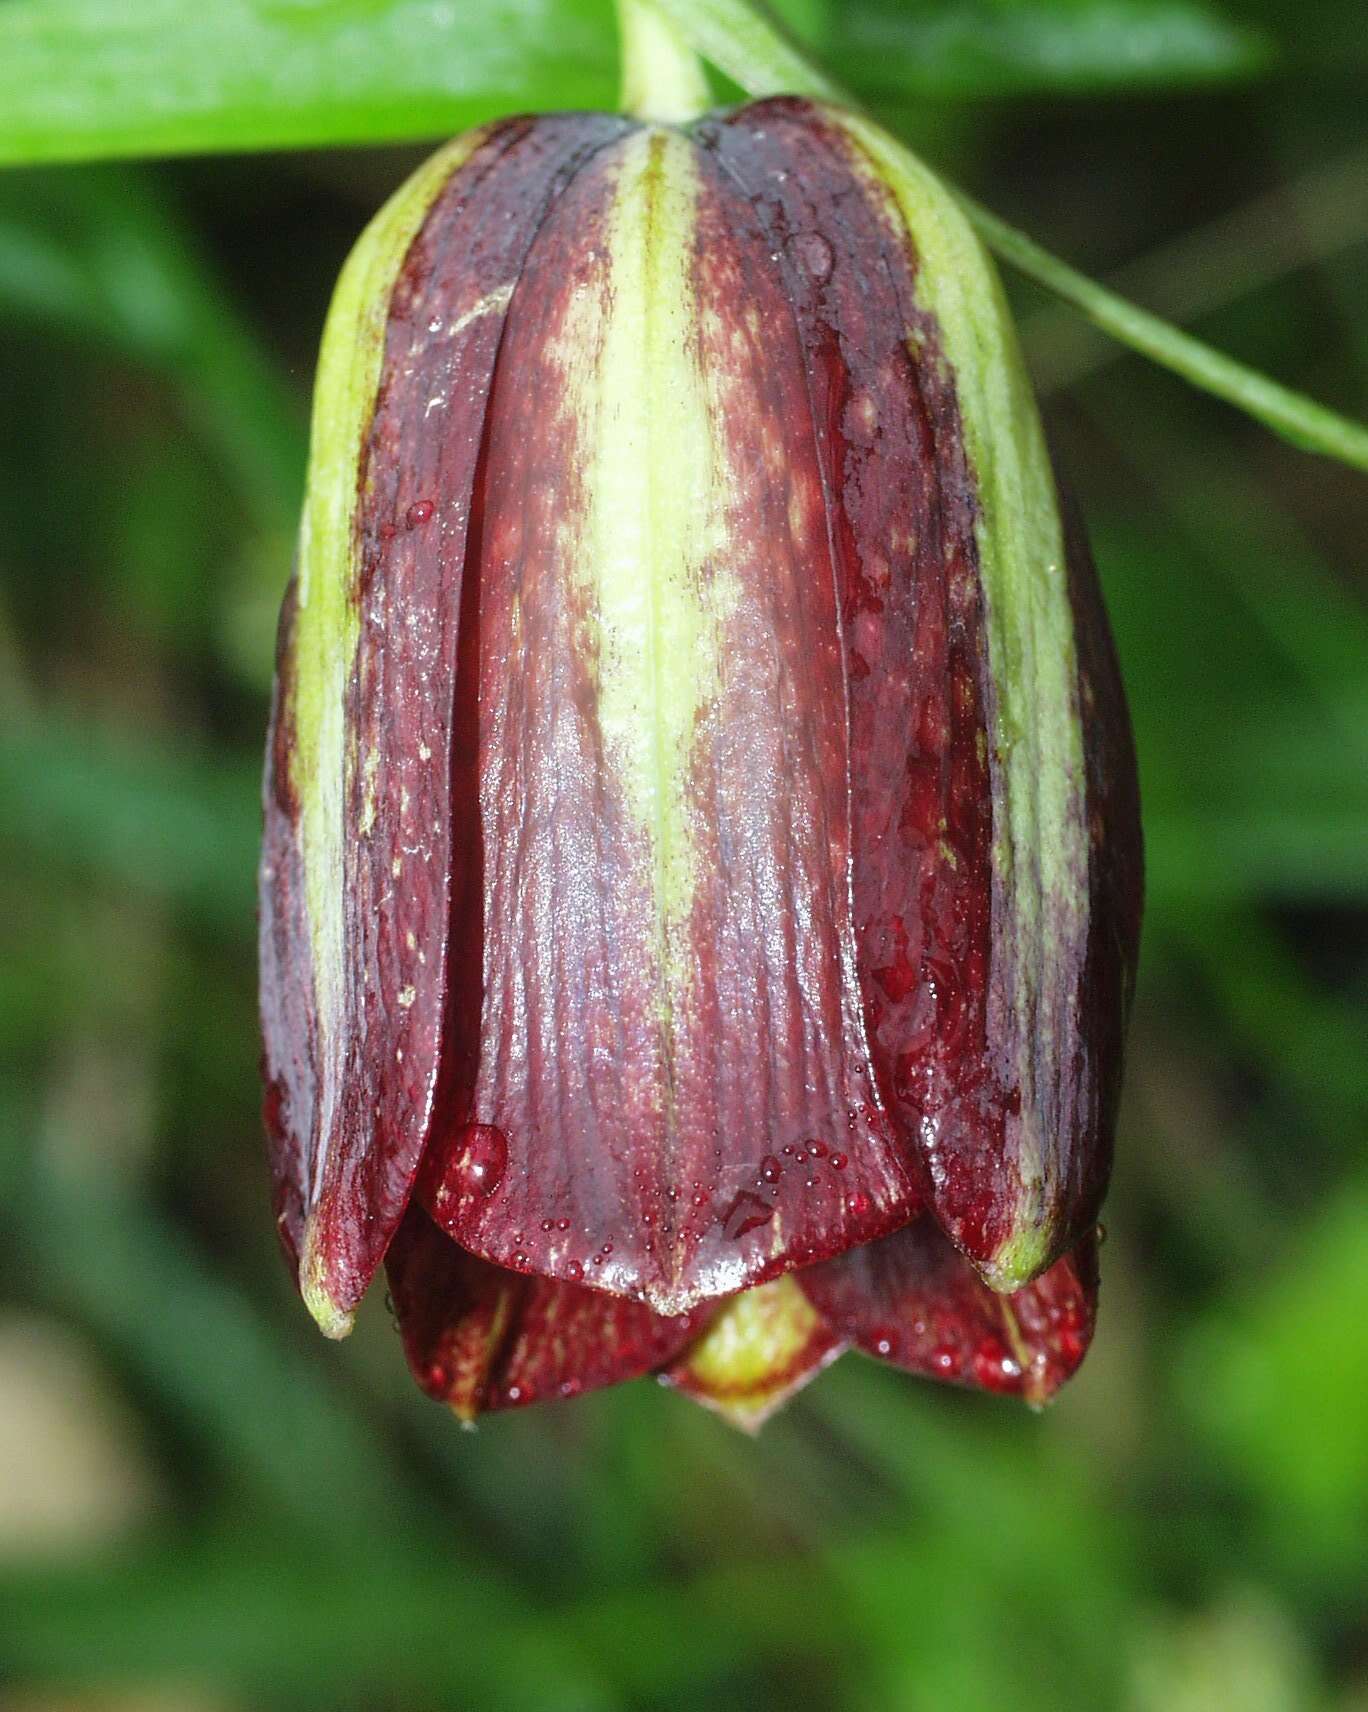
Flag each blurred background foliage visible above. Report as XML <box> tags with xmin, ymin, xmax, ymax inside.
<box><xmin>0</xmin><ymin>0</ymin><xmax>1365</xmax><ymax>1708</ymax></box>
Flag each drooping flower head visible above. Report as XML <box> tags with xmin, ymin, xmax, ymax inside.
<box><xmin>260</xmin><ymin>95</ymin><xmax>1141</xmax><ymax>1427</ymax></box>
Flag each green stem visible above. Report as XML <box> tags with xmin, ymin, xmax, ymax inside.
<box><xmin>616</xmin><ymin>0</ymin><xmax>711</xmax><ymax>124</ymax></box>
<box><xmin>965</xmin><ymin>198</ymin><xmax>1368</xmax><ymax>470</ymax></box>
<box><xmin>649</xmin><ymin>0</ymin><xmax>1368</xmax><ymax>473</ymax></box>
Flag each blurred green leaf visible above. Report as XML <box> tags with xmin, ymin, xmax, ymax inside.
<box><xmin>0</xmin><ymin>167</ymin><xmax>304</xmax><ymax>526</ymax></box>
<box><xmin>0</xmin><ymin>715</ymin><xmax>260</xmax><ymax>933</ymax></box>
<box><xmin>10</xmin><ymin>1163</ymin><xmax>414</xmax><ymax>1547</ymax></box>
<box><xmin>1177</xmin><ymin>1186</ymin><xmax>1368</xmax><ymax>1580</ymax></box>
<box><xmin>833</xmin><ymin>0</ymin><xmax>1273</xmax><ymax>99</ymax></box>
<box><xmin>1130</xmin><ymin>1589</ymin><xmax>1325</xmax><ymax>1712</ymax></box>
<box><xmin>0</xmin><ymin>0</ymin><xmax>618</xmax><ymax>165</ymax></box>
<box><xmin>0</xmin><ymin>0</ymin><xmax>1275</xmax><ymax>169</ymax></box>
<box><xmin>0</xmin><ymin>1532</ymin><xmax>620</xmax><ymax>1711</ymax></box>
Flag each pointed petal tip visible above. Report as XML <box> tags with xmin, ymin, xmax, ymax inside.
<box><xmin>656</xmin><ymin>1372</ymin><xmax>769</xmax><ymax>1437</ymax></box>
<box><xmin>975</xmin><ymin>1219</ymin><xmax>1056</xmax><ymax>1295</ymax></box>
<box><xmin>662</xmin><ymin>1276</ymin><xmax>844</xmax><ymax>1433</ymax></box>
<box><xmin>299</xmin><ymin>1221</ymin><xmax>356</xmax><ymax>1341</ymax></box>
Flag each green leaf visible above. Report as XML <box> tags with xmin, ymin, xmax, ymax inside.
<box><xmin>0</xmin><ymin>714</ymin><xmax>261</xmax><ymax>933</ymax></box>
<box><xmin>0</xmin><ymin>0</ymin><xmax>1276</xmax><ymax>169</ymax></box>
<box><xmin>0</xmin><ymin>0</ymin><xmax>617</xmax><ymax>166</ymax></box>
<box><xmin>832</xmin><ymin>0</ymin><xmax>1273</xmax><ymax>98</ymax></box>
<box><xmin>0</xmin><ymin>167</ymin><xmax>305</xmax><ymax>525</ymax></box>
<box><xmin>9</xmin><ymin>1161</ymin><xmax>415</xmax><ymax>1547</ymax></box>
<box><xmin>1177</xmin><ymin>1185</ymin><xmax>1368</xmax><ymax>1579</ymax></box>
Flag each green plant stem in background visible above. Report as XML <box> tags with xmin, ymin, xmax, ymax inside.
<box><xmin>651</xmin><ymin>0</ymin><xmax>1368</xmax><ymax>473</ymax></box>
<box><xmin>964</xmin><ymin>200</ymin><xmax>1368</xmax><ymax>469</ymax></box>
<box><xmin>1021</xmin><ymin>145</ymin><xmax>1368</xmax><ymax>395</ymax></box>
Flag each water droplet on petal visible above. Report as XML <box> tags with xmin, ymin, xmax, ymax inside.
<box><xmin>972</xmin><ymin>1338</ymin><xmax>1020</xmax><ymax>1392</ymax></box>
<box><xmin>446</xmin><ymin>1123</ymin><xmax>507</xmax><ymax>1197</ymax></box>
<box><xmin>930</xmin><ymin>1342</ymin><xmax>961</xmax><ymax>1378</ymax></box>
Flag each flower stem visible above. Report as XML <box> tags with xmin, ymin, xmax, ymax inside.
<box><xmin>616</xmin><ymin>0</ymin><xmax>711</xmax><ymax>125</ymax></box>
<box><xmin>649</xmin><ymin>0</ymin><xmax>1368</xmax><ymax>473</ymax></box>
<box><xmin>963</xmin><ymin>198</ymin><xmax>1368</xmax><ymax>471</ymax></box>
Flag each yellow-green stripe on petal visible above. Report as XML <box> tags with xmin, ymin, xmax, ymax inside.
<box><xmin>289</xmin><ymin>133</ymin><xmax>488</xmax><ymax>1337</ymax></box>
<box><xmin>262</xmin><ymin>116</ymin><xmax>640</xmax><ymax>1335</ymax></box>
<box><xmin>829</xmin><ymin>109</ymin><xmax>1092</xmax><ymax>1289</ymax></box>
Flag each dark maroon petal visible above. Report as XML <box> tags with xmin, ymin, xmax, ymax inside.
<box><xmin>1054</xmin><ymin>481</ymin><xmax>1145</xmax><ymax>1234</ymax></box>
<box><xmin>385</xmin><ymin>1208</ymin><xmax>706</xmax><ymax>1417</ymax></box>
<box><xmin>799</xmin><ymin>1216</ymin><xmax>1099</xmax><ymax>1404</ymax></box>
<box><xmin>414</xmin><ymin>123</ymin><xmax>921</xmax><ymax>1314</ymax></box>
<box><xmin>700</xmin><ymin>100</ymin><xmax>1142</xmax><ymax>1285</ymax></box>
<box><xmin>260</xmin><ymin>115</ymin><xmax>631</xmax><ymax>1332</ymax></box>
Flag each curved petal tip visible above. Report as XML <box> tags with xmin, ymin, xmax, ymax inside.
<box><xmin>299</xmin><ymin>1221</ymin><xmax>356</xmax><ymax>1341</ymax></box>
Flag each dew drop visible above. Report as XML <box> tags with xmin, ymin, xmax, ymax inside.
<box><xmin>759</xmin><ymin>1154</ymin><xmax>783</xmax><ymax>1185</ymax></box>
<box><xmin>830</xmin><ymin>1153</ymin><xmax>848</xmax><ymax>1171</ymax></box>
<box><xmin>446</xmin><ymin>1123</ymin><xmax>507</xmax><ymax>1198</ymax></box>
<box><xmin>405</xmin><ymin>498</ymin><xmax>435</xmax><ymax>530</ymax></box>
<box><xmin>972</xmin><ymin>1338</ymin><xmax>1021</xmax><ymax>1392</ymax></box>
<box><xmin>929</xmin><ymin>1342</ymin><xmax>961</xmax><ymax>1377</ymax></box>
<box><xmin>565</xmin><ymin>1260</ymin><xmax>583</xmax><ymax>1283</ymax></box>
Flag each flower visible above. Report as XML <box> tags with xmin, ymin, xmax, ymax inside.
<box><xmin>259</xmin><ymin>95</ymin><xmax>1141</xmax><ymax>1428</ymax></box>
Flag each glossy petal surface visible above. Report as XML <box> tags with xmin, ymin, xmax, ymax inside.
<box><xmin>260</xmin><ymin>114</ymin><xmax>630</xmax><ymax>1334</ymax></box>
<box><xmin>263</xmin><ymin>97</ymin><xmax>1140</xmax><ymax>1345</ymax></box>
<box><xmin>416</xmin><ymin>122</ymin><xmax>922</xmax><ymax>1313</ymax></box>
<box><xmin>386</xmin><ymin>1210</ymin><xmax>703</xmax><ymax>1418</ymax></box>
<box><xmin>800</xmin><ymin>1216</ymin><xmax>1099</xmax><ymax>1404</ymax></box>
<box><xmin>704</xmin><ymin>102</ymin><xmax>1141</xmax><ymax>1287</ymax></box>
